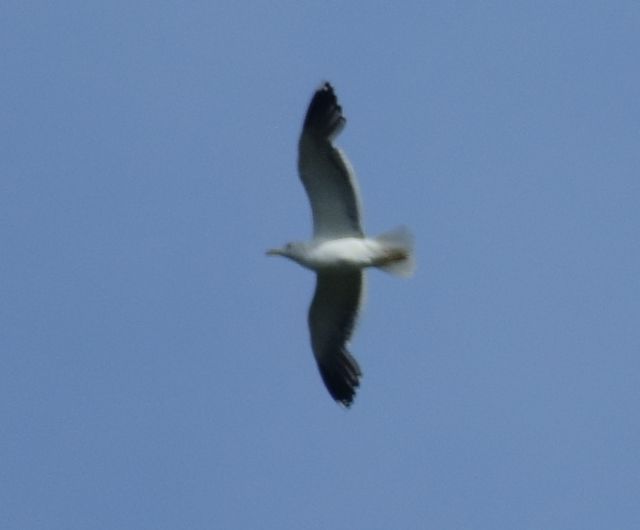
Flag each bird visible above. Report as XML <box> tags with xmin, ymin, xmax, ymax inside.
<box><xmin>267</xmin><ymin>82</ymin><xmax>414</xmax><ymax>407</ymax></box>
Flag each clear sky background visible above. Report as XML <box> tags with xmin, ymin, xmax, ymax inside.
<box><xmin>2</xmin><ymin>2</ymin><xmax>639</xmax><ymax>529</ymax></box>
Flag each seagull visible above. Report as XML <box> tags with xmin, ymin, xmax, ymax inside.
<box><xmin>267</xmin><ymin>82</ymin><xmax>415</xmax><ymax>407</ymax></box>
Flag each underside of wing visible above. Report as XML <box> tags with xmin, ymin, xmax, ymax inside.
<box><xmin>308</xmin><ymin>271</ymin><xmax>363</xmax><ymax>406</ymax></box>
<box><xmin>298</xmin><ymin>83</ymin><xmax>364</xmax><ymax>239</ymax></box>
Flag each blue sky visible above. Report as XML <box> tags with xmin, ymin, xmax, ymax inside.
<box><xmin>2</xmin><ymin>2</ymin><xmax>639</xmax><ymax>528</ymax></box>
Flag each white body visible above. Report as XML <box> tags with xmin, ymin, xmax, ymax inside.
<box><xmin>303</xmin><ymin>237</ymin><xmax>382</xmax><ymax>270</ymax></box>
<box><xmin>271</xmin><ymin>226</ymin><xmax>414</xmax><ymax>278</ymax></box>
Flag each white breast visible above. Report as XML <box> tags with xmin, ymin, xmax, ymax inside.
<box><xmin>304</xmin><ymin>237</ymin><xmax>379</xmax><ymax>271</ymax></box>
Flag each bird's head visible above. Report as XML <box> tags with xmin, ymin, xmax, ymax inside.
<box><xmin>266</xmin><ymin>242</ymin><xmax>307</xmax><ymax>263</ymax></box>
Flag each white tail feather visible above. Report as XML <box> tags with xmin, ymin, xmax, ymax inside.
<box><xmin>374</xmin><ymin>226</ymin><xmax>415</xmax><ymax>278</ymax></box>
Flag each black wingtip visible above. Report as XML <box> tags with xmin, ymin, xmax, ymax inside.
<box><xmin>317</xmin><ymin>348</ymin><xmax>362</xmax><ymax>407</ymax></box>
<box><xmin>303</xmin><ymin>82</ymin><xmax>346</xmax><ymax>139</ymax></box>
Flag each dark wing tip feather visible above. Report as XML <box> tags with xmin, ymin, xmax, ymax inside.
<box><xmin>303</xmin><ymin>82</ymin><xmax>346</xmax><ymax>140</ymax></box>
<box><xmin>317</xmin><ymin>348</ymin><xmax>362</xmax><ymax>407</ymax></box>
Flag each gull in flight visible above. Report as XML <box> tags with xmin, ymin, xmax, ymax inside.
<box><xmin>267</xmin><ymin>82</ymin><xmax>415</xmax><ymax>407</ymax></box>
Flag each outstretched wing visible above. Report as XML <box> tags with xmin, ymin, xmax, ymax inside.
<box><xmin>308</xmin><ymin>271</ymin><xmax>363</xmax><ymax>406</ymax></box>
<box><xmin>298</xmin><ymin>83</ymin><xmax>364</xmax><ymax>239</ymax></box>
